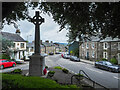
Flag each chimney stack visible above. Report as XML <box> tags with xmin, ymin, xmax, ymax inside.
<box><xmin>16</xmin><ymin>29</ymin><xmax>21</xmax><ymax>35</ymax></box>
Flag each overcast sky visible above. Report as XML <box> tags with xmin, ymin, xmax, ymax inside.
<box><xmin>2</xmin><ymin>8</ymin><xmax>69</xmax><ymax>43</ymax></box>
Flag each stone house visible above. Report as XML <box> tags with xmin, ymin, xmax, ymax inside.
<box><xmin>1</xmin><ymin>30</ymin><xmax>27</xmax><ymax>60</ymax></box>
<box><xmin>26</xmin><ymin>40</ymin><xmax>55</xmax><ymax>56</ymax></box>
<box><xmin>79</xmin><ymin>36</ymin><xmax>120</xmax><ymax>61</ymax></box>
<box><xmin>54</xmin><ymin>42</ymin><xmax>67</xmax><ymax>53</ymax></box>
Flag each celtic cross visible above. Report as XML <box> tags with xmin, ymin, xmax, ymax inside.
<box><xmin>31</xmin><ymin>11</ymin><xmax>44</xmax><ymax>55</ymax></box>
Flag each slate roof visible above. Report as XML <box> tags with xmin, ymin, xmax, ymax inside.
<box><xmin>1</xmin><ymin>32</ymin><xmax>26</xmax><ymax>42</ymax></box>
<box><xmin>81</xmin><ymin>36</ymin><xmax>120</xmax><ymax>42</ymax></box>
<box><xmin>100</xmin><ymin>37</ymin><xmax>120</xmax><ymax>42</ymax></box>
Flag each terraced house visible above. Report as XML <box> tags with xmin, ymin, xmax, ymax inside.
<box><xmin>1</xmin><ymin>30</ymin><xmax>27</xmax><ymax>60</ymax></box>
<box><xmin>79</xmin><ymin>36</ymin><xmax>120</xmax><ymax>62</ymax></box>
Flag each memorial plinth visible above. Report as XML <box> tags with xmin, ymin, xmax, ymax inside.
<box><xmin>29</xmin><ymin>54</ymin><xmax>45</xmax><ymax>76</ymax></box>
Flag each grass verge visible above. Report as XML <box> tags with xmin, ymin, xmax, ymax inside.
<box><xmin>2</xmin><ymin>73</ymin><xmax>79</xmax><ymax>89</ymax></box>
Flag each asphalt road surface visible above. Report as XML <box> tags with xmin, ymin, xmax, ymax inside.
<box><xmin>45</xmin><ymin>54</ymin><xmax>120</xmax><ymax>89</ymax></box>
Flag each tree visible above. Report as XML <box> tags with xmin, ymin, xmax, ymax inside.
<box><xmin>2</xmin><ymin>2</ymin><xmax>120</xmax><ymax>42</ymax></box>
<box><xmin>1</xmin><ymin>36</ymin><xmax>14</xmax><ymax>57</ymax></box>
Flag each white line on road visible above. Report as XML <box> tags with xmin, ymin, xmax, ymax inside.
<box><xmin>85</xmin><ymin>67</ymin><xmax>103</xmax><ymax>74</ymax></box>
<box><xmin>113</xmin><ymin>76</ymin><xmax>120</xmax><ymax>80</ymax></box>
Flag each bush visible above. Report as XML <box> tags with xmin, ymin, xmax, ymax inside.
<box><xmin>75</xmin><ymin>73</ymin><xmax>84</xmax><ymax>81</ymax></box>
<box><xmin>0</xmin><ymin>54</ymin><xmax>10</xmax><ymax>59</ymax></box>
<box><xmin>54</xmin><ymin>66</ymin><xmax>63</xmax><ymax>70</ymax></box>
<box><xmin>95</xmin><ymin>60</ymin><xmax>100</xmax><ymax>62</ymax></box>
<box><xmin>48</xmin><ymin>71</ymin><xmax>55</xmax><ymax>77</ymax></box>
<box><xmin>2</xmin><ymin>74</ymin><xmax>78</xmax><ymax>88</ymax></box>
<box><xmin>101</xmin><ymin>58</ymin><xmax>107</xmax><ymax>61</ymax></box>
<box><xmin>11</xmin><ymin>69</ymin><xmax>22</xmax><ymax>74</ymax></box>
<box><xmin>45</xmin><ymin>66</ymin><xmax>48</xmax><ymax>69</ymax></box>
<box><xmin>110</xmin><ymin>58</ymin><xmax>118</xmax><ymax>65</ymax></box>
<box><xmin>62</xmin><ymin>68</ymin><xmax>69</xmax><ymax>74</ymax></box>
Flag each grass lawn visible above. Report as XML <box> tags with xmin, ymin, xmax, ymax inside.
<box><xmin>2</xmin><ymin>73</ymin><xmax>79</xmax><ymax>89</ymax></box>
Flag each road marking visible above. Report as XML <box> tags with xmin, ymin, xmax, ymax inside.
<box><xmin>85</xmin><ymin>67</ymin><xmax>103</xmax><ymax>73</ymax></box>
<box><xmin>113</xmin><ymin>76</ymin><xmax>120</xmax><ymax>80</ymax></box>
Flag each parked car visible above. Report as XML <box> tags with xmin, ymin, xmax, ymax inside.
<box><xmin>70</xmin><ymin>56</ymin><xmax>80</xmax><ymax>62</ymax></box>
<box><xmin>55</xmin><ymin>52</ymin><xmax>61</xmax><ymax>54</ymax></box>
<box><xmin>15</xmin><ymin>59</ymin><xmax>24</xmax><ymax>64</ymax></box>
<box><xmin>0</xmin><ymin>59</ymin><xmax>16</xmax><ymax>69</ymax></box>
<box><xmin>95</xmin><ymin>61</ymin><xmax>120</xmax><ymax>73</ymax></box>
<box><xmin>49</xmin><ymin>52</ymin><xmax>54</xmax><ymax>55</ymax></box>
<box><xmin>63</xmin><ymin>54</ymin><xmax>71</xmax><ymax>59</ymax></box>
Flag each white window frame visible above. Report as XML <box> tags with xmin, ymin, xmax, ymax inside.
<box><xmin>103</xmin><ymin>52</ymin><xmax>108</xmax><ymax>59</ymax></box>
<box><xmin>92</xmin><ymin>42</ymin><xmax>95</xmax><ymax>49</ymax></box>
<box><xmin>118</xmin><ymin>42</ymin><xmax>120</xmax><ymax>50</ymax></box>
<box><xmin>92</xmin><ymin>51</ymin><xmax>95</xmax><ymax>58</ymax></box>
<box><xmin>86</xmin><ymin>42</ymin><xmax>89</xmax><ymax>49</ymax></box>
<box><xmin>103</xmin><ymin>42</ymin><xmax>108</xmax><ymax>50</ymax></box>
<box><xmin>82</xmin><ymin>43</ymin><xmax>84</xmax><ymax>48</ymax></box>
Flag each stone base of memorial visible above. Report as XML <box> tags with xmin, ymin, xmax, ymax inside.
<box><xmin>29</xmin><ymin>54</ymin><xmax>45</xmax><ymax>76</ymax></box>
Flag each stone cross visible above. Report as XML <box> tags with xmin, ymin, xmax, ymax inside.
<box><xmin>31</xmin><ymin>11</ymin><xmax>44</xmax><ymax>55</ymax></box>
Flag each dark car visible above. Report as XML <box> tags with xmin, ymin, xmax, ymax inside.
<box><xmin>95</xmin><ymin>61</ymin><xmax>120</xmax><ymax>73</ymax></box>
<box><xmin>70</xmin><ymin>56</ymin><xmax>80</xmax><ymax>62</ymax></box>
<box><xmin>55</xmin><ymin>52</ymin><xmax>60</xmax><ymax>54</ymax></box>
<box><xmin>49</xmin><ymin>52</ymin><xmax>54</xmax><ymax>55</ymax></box>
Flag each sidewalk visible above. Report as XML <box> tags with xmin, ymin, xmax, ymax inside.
<box><xmin>80</xmin><ymin>59</ymin><xmax>95</xmax><ymax>65</ymax></box>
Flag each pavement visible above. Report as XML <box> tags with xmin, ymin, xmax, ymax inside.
<box><xmin>80</xmin><ymin>59</ymin><xmax>95</xmax><ymax>65</ymax></box>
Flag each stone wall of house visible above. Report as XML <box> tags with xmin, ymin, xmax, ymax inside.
<box><xmin>79</xmin><ymin>41</ymin><xmax>120</xmax><ymax>62</ymax></box>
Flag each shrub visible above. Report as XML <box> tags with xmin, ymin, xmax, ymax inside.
<box><xmin>0</xmin><ymin>54</ymin><xmax>10</xmax><ymax>59</ymax></box>
<box><xmin>75</xmin><ymin>73</ymin><xmax>84</xmax><ymax>81</ymax></box>
<box><xmin>62</xmin><ymin>68</ymin><xmax>69</xmax><ymax>74</ymax></box>
<box><xmin>11</xmin><ymin>69</ymin><xmax>22</xmax><ymax>74</ymax></box>
<box><xmin>45</xmin><ymin>66</ymin><xmax>48</xmax><ymax>69</ymax></box>
<box><xmin>110</xmin><ymin>58</ymin><xmax>118</xmax><ymax>65</ymax></box>
<box><xmin>54</xmin><ymin>66</ymin><xmax>63</xmax><ymax>70</ymax></box>
<box><xmin>95</xmin><ymin>60</ymin><xmax>100</xmax><ymax>62</ymax></box>
<box><xmin>48</xmin><ymin>71</ymin><xmax>55</xmax><ymax>77</ymax></box>
<box><xmin>101</xmin><ymin>58</ymin><xmax>107</xmax><ymax>61</ymax></box>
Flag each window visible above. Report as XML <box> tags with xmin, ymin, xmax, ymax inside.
<box><xmin>92</xmin><ymin>51</ymin><xmax>95</xmax><ymax>58</ymax></box>
<box><xmin>86</xmin><ymin>42</ymin><xmax>89</xmax><ymax>49</ymax></box>
<box><xmin>92</xmin><ymin>42</ymin><xmax>95</xmax><ymax>49</ymax></box>
<box><xmin>30</xmin><ymin>47</ymin><xmax>34</xmax><ymax>52</ymax></box>
<box><xmin>103</xmin><ymin>52</ymin><xmax>108</xmax><ymax>59</ymax></box>
<box><xmin>13</xmin><ymin>43</ymin><xmax>15</xmax><ymax>48</ymax></box>
<box><xmin>82</xmin><ymin>43</ymin><xmax>84</xmax><ymax>48</ymax></box>
<box><xmin>118</xmin><ymin>42</ymin><xmax>120</xmax><ymax>50</ymax></box>
<box><xmin>21</xmin><ymin>43</ymin><xmax>24</xmax><ymax>48</ymax></box>
<box><xmin>103</xmin><ymin>42</ymin><xmax>108</xmax><ymax>49</ymax></box>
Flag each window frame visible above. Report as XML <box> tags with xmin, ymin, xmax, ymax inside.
<box><xmin>103</xmin><ymin>42</ymin><xmax>108</xmax><ymax>49</ymax></box>
<box><xmin>103</xmin><ymin>52</ymin><xmax>108</xmax><ymax>59</ymax></box>
<box><xmin>21</xmin><ymin>43</ymin><xmax>25</xmax><ymax>48</ymax></box>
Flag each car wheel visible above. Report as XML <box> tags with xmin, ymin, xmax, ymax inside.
<box><xmin>109</xmin><ymin>68</ymin><xmax>112</xmax><ymax>72</ymax></box>
<box><xmin>0</xmin><ymin>65</ymin><xmax>4</xmax><ymax>69</ymax></box>
<box><xmin>12</xmin><ymin>64</ymin><xmax>16</xmax><ymax>67</ymax></box>
<box><xmin>95</xmin><ymin>64</ymin><xmax>98</xmax><ymax>68</ymax></box>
